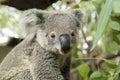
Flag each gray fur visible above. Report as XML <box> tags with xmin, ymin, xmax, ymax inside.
<box><xmin>0</xmin><ymin>9</ymin><xmax>83</xmax><ymax>80</ymax></box>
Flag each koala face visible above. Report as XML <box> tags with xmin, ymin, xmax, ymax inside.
<box><xmin>20</xmin><ymin>9</ymin><xmax>83</xmax><ymax>55</ymax></box>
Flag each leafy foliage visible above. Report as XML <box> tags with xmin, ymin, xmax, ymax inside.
<box><xmin>78</xmin><ymin>64</ymin><xmax>90</xmax><ymax>79</ymax></box>
<box><xmin>0</xmin><ymin>0</ymin><xmax>120</xmax><ymax>80</ymax></box>
<box><xmin>90</xmin><ymin>71</ymin><xmax>108</xmax><ymax>80</ymax></box>
<box><xmin>0</xmin><ymin>5</ymin><xmax>22</xmax><ymax>37</ymax></box>
<box><xmin>91</xmin><ymin>0</ymin><xmax>115</xmax><ymax>50</ymax></box>
<box><xmin>105</xmin><ymin>40</ymin><xmax>119</xmax><ymax>55</ymax></box>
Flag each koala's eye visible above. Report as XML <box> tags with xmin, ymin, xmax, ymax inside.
<box><xmin>49</xmin><ymin>32</ymin><xmax>56</xmax><ymax>39</ymax></box>
<box><xmin>71</xmin><ymin>32</ymin><xmax>75</xmax><ymax>36</ymax></box>
<box><xmin>51</xmin><ymin>33</ymin><xmax>55</xmax><ymax>38</ymax></box>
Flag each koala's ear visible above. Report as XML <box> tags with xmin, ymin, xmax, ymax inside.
<box><xmin>20</xmin><ymin>9</ymin><xmax>47</xmax><ymax>28</ymax></box>
<box><xmin>72</xmin><ymin>9</ymin><xmax>84</xmax><ymax>22</ymax></box>
<box><xmin>19</xmin><ymin>9</ymin><xmax>48</xmax><ymax>36</ymax></box>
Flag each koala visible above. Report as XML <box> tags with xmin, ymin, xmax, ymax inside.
<box><xmin>0</xmin><ymin>9</ymin><xmax>83</xmax><ymax>80</ymax></box>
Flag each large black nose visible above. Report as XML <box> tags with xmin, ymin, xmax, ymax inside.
<box><xmin>59</xmin><ymin>34</ymin><xmax>71</xmax><ymax>53</ymax></box>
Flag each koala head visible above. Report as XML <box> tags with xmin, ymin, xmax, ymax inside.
<box><xmin>20</xmin><ymin>9</ymin><xmax>83</xmax><ymax>55</ymax></box>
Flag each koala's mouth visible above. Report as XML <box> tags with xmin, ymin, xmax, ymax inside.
<box><xmin>59</xmin><ymin>34</ymin><xmax>71</xmax><ymax>54</ymax></box>
<box><xmin>61</xmin><ymin>46</ymin><xmax>71</xmax><ymax>53</ymax></box>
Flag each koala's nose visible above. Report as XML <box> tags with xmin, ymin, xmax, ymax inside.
<box><xmin>59</xmin><ymin>34</ymin><xmax>71</xmax><ymax>53</ymax></box>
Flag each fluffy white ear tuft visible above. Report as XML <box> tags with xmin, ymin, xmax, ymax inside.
<box><xmin>20</xmin><ymin>9</ymin><xmax>40</xmax><ymax>28</ymax></box>
<box><xmin>19</xmin><ymin>9</ymin><xmax>47</xmax><ymax>37</ymax></box>
<box><xmin>19</xmin><ymin>9</ymin><xmax>39</xmax><ymax>36</ymax></box>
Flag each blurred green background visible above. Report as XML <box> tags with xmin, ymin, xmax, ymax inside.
<box><xmin>0</xmin><ymin>0</ymin><xmax>120</xmax><ymax>80</ymax></box>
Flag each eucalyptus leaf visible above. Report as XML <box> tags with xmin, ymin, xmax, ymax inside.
<box><xmin>90</xmin><ymin>71</ymin><xmax>107</xmax><ymax>80</ymax></box>
<box><xmin>109</xmin><ymin>21</ymin><xmax>120</xmax><ymax>31</ymax></box>
<box><xmin>91</xmin><ymin>0</ymin><xmax>115</xmax><ymax>50</ymax></box>
<box><xmin>105</xmin><ymin>40</ymin><xmax>119</xmax><ymax>55</ymax></box>
<box><xmin>112</xmin><ymin>31</ymin><xmax>120</xmax><ymax>43</ymax></box>
<box><xmin>113</xmin><ymin>0</ymin><xmax>120</xmax><ymax>14</ymax></box>
<box><xmin>103</xmin><ymin>59</ymin><xmax>117</xmax><ymax>69</ymax></box>
<box><xmin>72</xmin><ymin>4</ymin><xmax>80</xmax><ymax>9</ymax></box>
<box><xmin>115</xmin><ymin>60</ymin><xmax>120</xmax><ymax>80</ymax></box>
<box><xmin>78</xmin><ymin>64</ymin><xmax>90</xmax><ymax>79</ymax></box>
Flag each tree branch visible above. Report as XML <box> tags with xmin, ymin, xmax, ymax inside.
<box><xmin>0</xmin><ymin>0</ymin><xmax>58</xmax><ymax>10</ymax></box>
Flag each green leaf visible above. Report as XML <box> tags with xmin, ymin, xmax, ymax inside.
<box><xmin>92</xmin><ymin>2</ymin><xmax>101</xmax><ymax>14</ymax></box>
<box><xmin>103</xmin><ymin>59</ymin><xmax>117</xmax><ymax>69</ymax></box>
<box><xmin>113</xmin><ymin>0</ymin><xmax>120</xmax><ymax>14</ymax></box>
<box><xmin>112</xmin><ymin>31</ymin><xmax>120</xmax><ymax>43</ymax></box>
<box><xmin>91</xmin><ymin>0</ymin><xmax>115</xmax><ymax>50</ymax></box>
<box><xmin>115</xmin><ymin>60</ymin><xmax>120</xmax><ymax>80</ymax></box>
<box><xmin>72</xmin><ymin>4</ymin><xmax>80</xmax><ymax>9</ymax></box>
<box><xmin>78</xmin><ymin>64</ymin><xmax>90</xmax><ymax>79</ymax></box>
<box><xmin>109</xmin><ymin>21</ymin><xmax>120</xmax><ymax>31</ymax></box>
<box><xmin>116</xmin><ymin>33</ymin><xmax>120</xmax><ymax>43</ymax></box>
<box><xmin>81</xmin><ymin>0</ymin><xmax>89</xmax><ymax>1</ymax></box>
<box><xmin>105</xmin><ymin>40</ymin><xmax>119</xmax><ymax>55</ymax></box>
<box><xmin>90</xmin><ymin>71</ymin><xmax>107</xmax><ymax>80</ymax></box>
